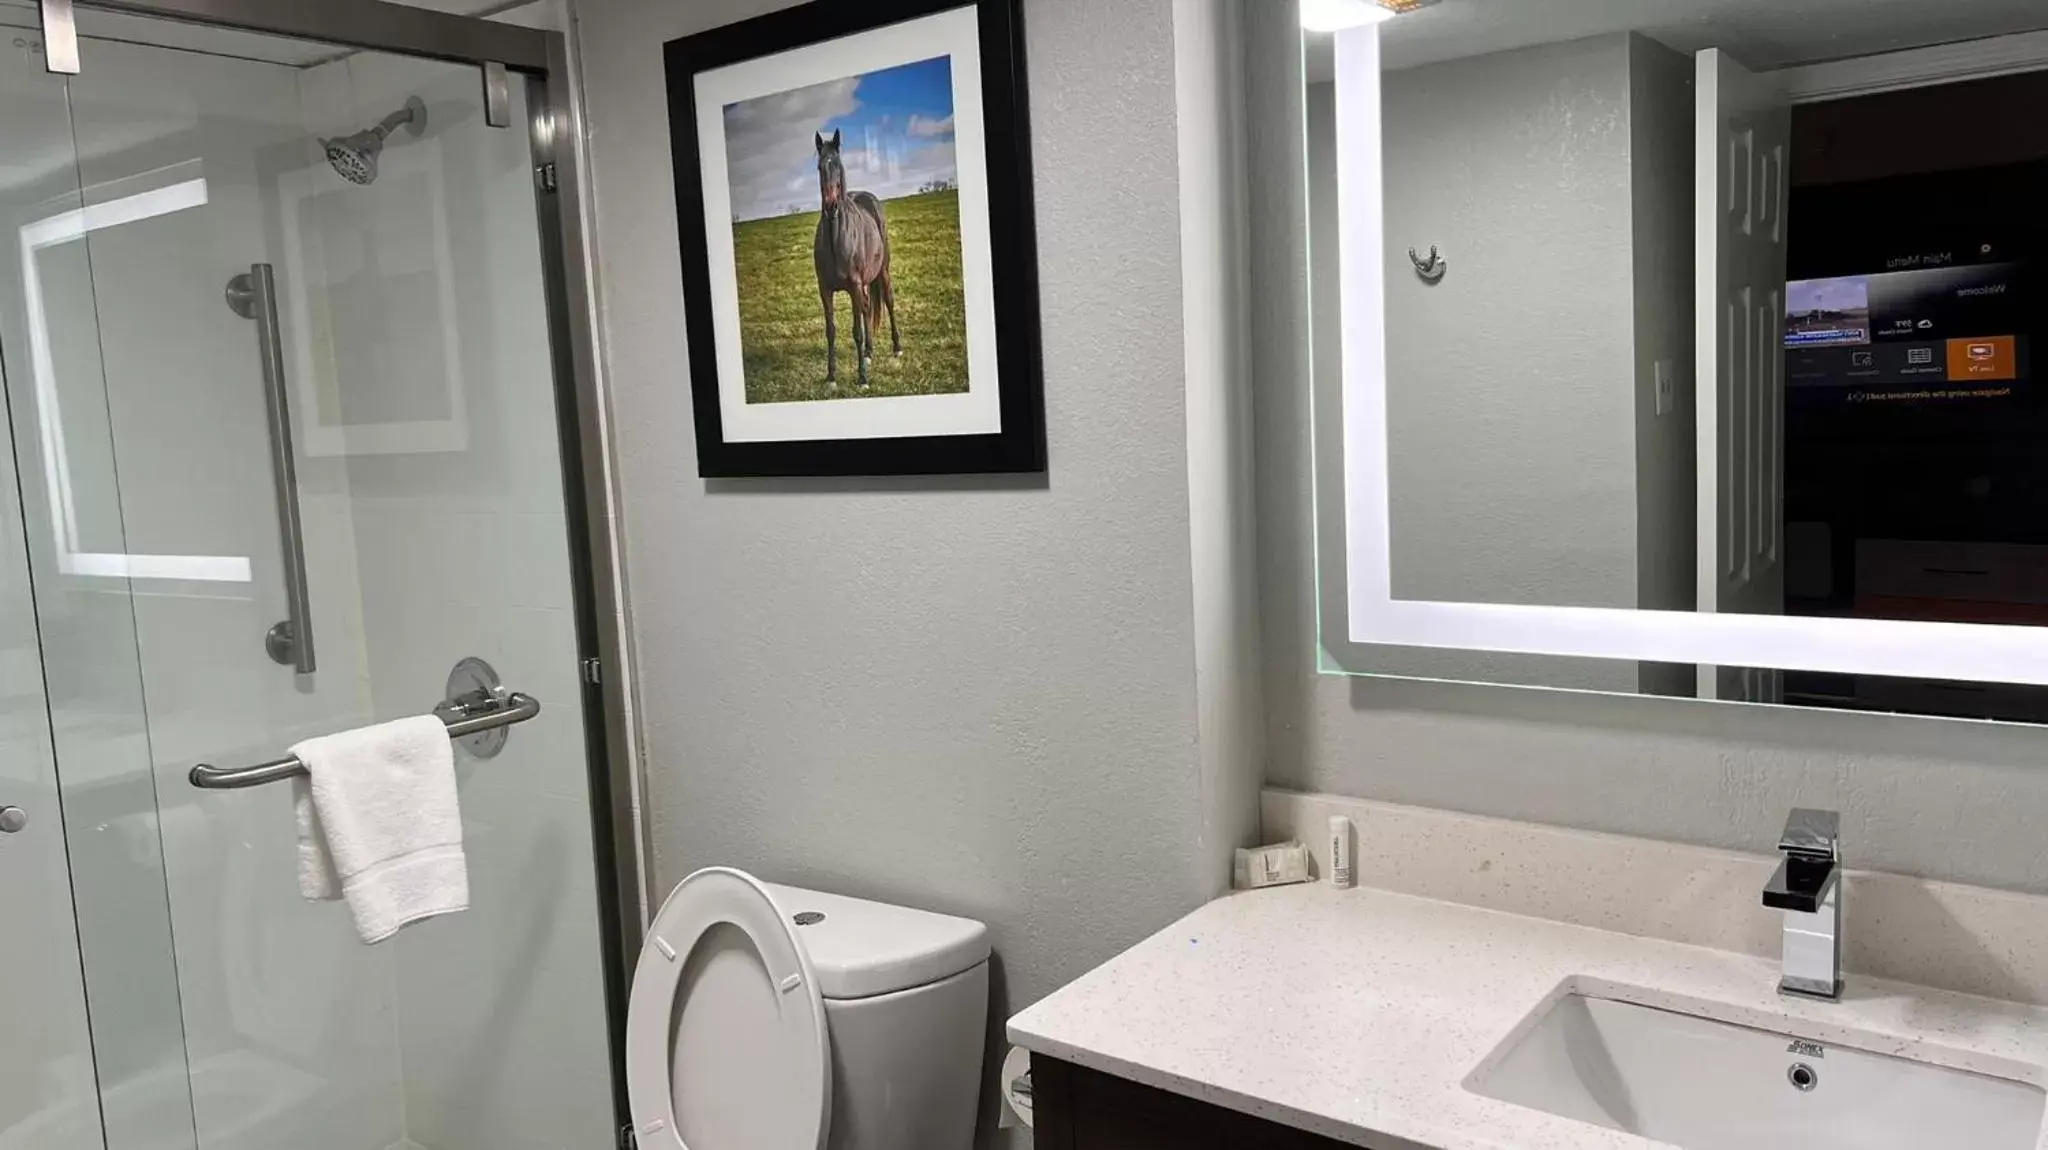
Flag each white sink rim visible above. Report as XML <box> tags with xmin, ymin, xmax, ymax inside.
<box><xmin>1464</xmin><ymin>975</ymin><xmax>2048</xmax><ymax>1148</ymax></box>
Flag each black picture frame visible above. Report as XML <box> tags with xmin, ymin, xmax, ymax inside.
<box><xmin>664</xmin><ymin>0</ymin><xmax>1045</xmax><ymax>478</ymax></box>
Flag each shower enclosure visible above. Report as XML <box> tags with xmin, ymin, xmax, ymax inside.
<box><xmin>0</xmin><ymin>3</ymin><xmax>635</xmax><ymax>1149</ymax></box>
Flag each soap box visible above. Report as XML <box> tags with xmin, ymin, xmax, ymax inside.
<box><xmin>1233</xmin><ymin>841</ymin><xmax>1311</xmax><ymax>890</ymax></box>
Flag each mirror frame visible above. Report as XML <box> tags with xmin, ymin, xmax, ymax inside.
<box><xmin>1332</xmin><ymin>24</ymin><xmax>2048</xmax><ymax>688</ymax></box>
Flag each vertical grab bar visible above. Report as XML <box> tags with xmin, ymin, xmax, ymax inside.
<box><xmin>225</xmin><ymin>263</ymin><xmax>316</xmax><ymax>674</ymax></box>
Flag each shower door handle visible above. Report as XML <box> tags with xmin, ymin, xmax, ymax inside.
<box><xmin>225</xmin><ymin>263</ymin><xmax>316</xmax><ymax>674</ymax></box>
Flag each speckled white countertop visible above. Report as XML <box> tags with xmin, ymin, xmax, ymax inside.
<box><xmin>1007</xmin><ymin>884</ymin><xmax>2048</xmax><ymax>1149</ymax></box>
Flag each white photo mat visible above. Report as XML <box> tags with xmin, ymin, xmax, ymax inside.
<box><xmin>693</xmin><ymin>5</ymin><xmax>1002</xmax><ymax>444</ymax></box>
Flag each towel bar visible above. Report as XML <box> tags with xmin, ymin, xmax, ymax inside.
<box><xmin>188</xmin><ymin>690</ymin><xmax>540</xmax><ymax>791</ymax></box>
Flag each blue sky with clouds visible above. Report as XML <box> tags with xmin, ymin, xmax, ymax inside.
<box><xmin>723</xmin><ymin>55</ymin><xmax>958</xmax><ymax>222</ymax></box>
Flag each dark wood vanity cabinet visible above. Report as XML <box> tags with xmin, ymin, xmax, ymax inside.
<box><xmin>1030</xmin><ymin>1055</ymin><xmax>1364</xmax><ymax>1150</ymax></box>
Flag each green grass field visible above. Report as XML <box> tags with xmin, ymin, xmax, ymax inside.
<box><xmin>732</xmin><ymin>190</ymin><xmax>968</xmax><ymax>404</ymax></box>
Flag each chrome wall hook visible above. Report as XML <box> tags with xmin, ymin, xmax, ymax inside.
<box><xmin>1409</xmin><ymin>245</ymin><xmax>1448</xmax><ymax>283</ymax></box>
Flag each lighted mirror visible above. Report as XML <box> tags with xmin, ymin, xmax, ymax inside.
<box><xmin>1298</xmin><ymin>0</ymin><xmax>2048</xmax><ymax>721</ymax></box>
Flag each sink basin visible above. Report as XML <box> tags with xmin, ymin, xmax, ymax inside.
<box><xmin>1467</xmin><ymin>991</ymin><xmax>2045</xmax><ymax>1149</ymax></box>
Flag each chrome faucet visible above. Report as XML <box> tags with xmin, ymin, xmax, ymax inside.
<box><xmin>1761</xmin><ymin>808</ymin><xmax>1842</xmax><ymax>1000</ymax></box>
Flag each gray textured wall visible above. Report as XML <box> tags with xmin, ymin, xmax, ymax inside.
<box><xmin>1173</xmin><ymin>0</ymin><xmax>1265</xmax><ymax>899</ymax></box>
<box><xmin>573</xmin><ymin>0</ymin><xmax>1215</xmax><ymax>1140</ymax></box>
<box><xmin>1253</xmin><ymin>14</ymin><xmax>2048</xmax><ymax>896</ymax></box>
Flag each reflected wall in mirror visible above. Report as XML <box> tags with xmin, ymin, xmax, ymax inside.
<box><xmin>1299</xmin><ymin>0</ymin><xmax>2048</xmax><ymax>721</ymax></box>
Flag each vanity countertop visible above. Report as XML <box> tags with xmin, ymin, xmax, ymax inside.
<box><xmin>1006</xmin><ymin>882</ymin><xmax>2048</xmax><ymax>1149</ymax></box>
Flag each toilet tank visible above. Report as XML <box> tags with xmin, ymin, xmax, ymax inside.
<box><xmin>764</xmin><ymin>884</ymin><xmax>991</xmax><ymax>1150</ymax></box>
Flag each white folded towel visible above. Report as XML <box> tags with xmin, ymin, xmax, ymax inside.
<box><xmin>291</xmin><ymin>715</ymin><xmax>468</xmax><ymax>943</ymax></box>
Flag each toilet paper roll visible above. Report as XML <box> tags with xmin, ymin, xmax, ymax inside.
<box><xmin>999</xmin><ymin>1044</ymin><xmax>1034</xmax><ymax>1129</ymax></box>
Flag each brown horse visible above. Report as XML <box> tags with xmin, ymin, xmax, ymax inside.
<box><xmin>813</xmin><ymin>129</ymin><xmax>900</xmax><ymax>389</ymax></box>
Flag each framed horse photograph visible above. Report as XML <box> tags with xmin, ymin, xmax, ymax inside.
<box><xmin>665</xmin><ymin>0</ymin><xmax>1044</xmax><ymax>477</ymax></box>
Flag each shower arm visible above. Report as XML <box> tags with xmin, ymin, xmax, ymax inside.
<box><xmin>369</xmin><ymin>103</ymin><xmax>418</xmax><ymax>141</ymax></box>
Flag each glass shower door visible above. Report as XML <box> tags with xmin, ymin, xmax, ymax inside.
<box><xmin>0</xmin><ymin>8</ymin><xmax>622</xmax><ymax>1150</ymax></box>
<box><xmin>0</xmin><ymin>697</ymin><xmax>104</xmax><ymax>1150</ymax></box>
<box><xmin>0</xmin><ymin>77</ymin><xmax>114</xmax><ymax>1131</ymax></box>
<box><xmin>0</xmin><ymin>18</ymin><xmax>191</xmax><ymax>1150</ymax></box>
<box><xmin>26</xmin><ymin>21</ymin><xmax>405</xmax><ymax>1150</ymax></box>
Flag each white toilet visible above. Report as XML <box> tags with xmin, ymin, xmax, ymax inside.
<box><xmin>625</xmin><ymin>867</ymin><xmax>991</xmax><ymax>1149</ymax></box>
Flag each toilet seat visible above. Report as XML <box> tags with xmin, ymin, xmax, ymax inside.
<box><xmin>626</xmin><ymin>867</ymin><xmax>831</xmax><ymax>1150</ymax></box>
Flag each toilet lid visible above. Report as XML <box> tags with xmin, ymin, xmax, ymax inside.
<box><xmin>626</xmin><ymin>867</ymin><xmax>831</xmax><ymax>1150</ymax></box>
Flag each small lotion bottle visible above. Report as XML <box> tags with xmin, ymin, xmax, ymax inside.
<box><xmin>1329</xmin><ymin>815</ymin><xmax>1355</xmax><ymax>888</ymax></box>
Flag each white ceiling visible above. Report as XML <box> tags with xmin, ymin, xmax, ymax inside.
<box><xmin>1306</xmin><ymin>0</ymin><xmax>2048</xmax><ymax>79</ymax></box>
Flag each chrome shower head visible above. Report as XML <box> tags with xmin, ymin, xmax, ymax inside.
<box><xmin>323</xmin><ymin>132</ymin><xmax>381</xmax><ymax>185</ymax></box>
<box><xmin>321</xmin><ymin>95</ymin><xmax>426</xmax><ymax>186</ymax></box>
